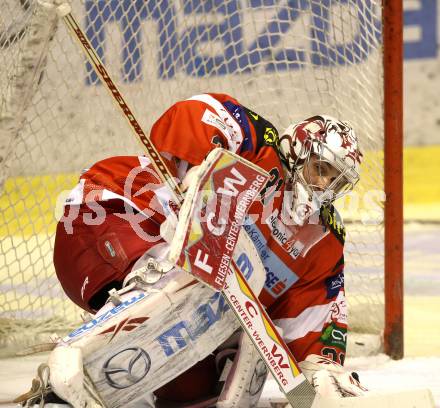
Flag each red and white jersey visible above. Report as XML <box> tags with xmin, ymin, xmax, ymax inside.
<box><xmin>62</xmin><ymin>93</ymin><xmax>348</xmax><ymax>365</ymax></box>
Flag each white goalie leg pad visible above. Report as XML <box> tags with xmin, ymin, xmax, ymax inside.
<box><xmin>60</xmin><ymin>272</ymin><xmax>236</xmax><ymax>407</ymax></box>
<box><xmin>216</xmin><ymin>332</ymin><xmax>268</xmax><ymax>408</ymax></box>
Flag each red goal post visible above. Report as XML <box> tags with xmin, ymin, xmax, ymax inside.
<box><xmin>383</xmin><ymin>0</ymin><xmax>404</xmax><ymax>360</ymax></box>
<box><xmin>0</xmin><ymin>0</ymin><xmax>403</xmax><ymax>359</ymax></box>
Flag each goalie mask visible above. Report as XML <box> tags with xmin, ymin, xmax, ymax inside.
<box><xmin>279</xmin><ymin>115</ymin><xmax>362</xmax><ymax>225</ymax></box>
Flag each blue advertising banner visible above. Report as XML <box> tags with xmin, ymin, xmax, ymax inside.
<box><xmin>404</xmin><ymin>0</ymin><xmax>437</xmax><ymax>59</ymax></box>
<box><xmin>82</xmin><ymin>0</ymin><xmax>438</xmax><ymax>85</ymax></box>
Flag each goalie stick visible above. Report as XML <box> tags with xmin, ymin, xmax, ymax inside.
<box><xmin>45</xmin><ymin>2</ymin><xmax>316</xmax><ymax>406</ymax></box>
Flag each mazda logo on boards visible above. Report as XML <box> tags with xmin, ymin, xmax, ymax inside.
<box><xmin>102</xmin><ymin>347</ymin><xmax>151</xmax><ymax>389</ymax></box>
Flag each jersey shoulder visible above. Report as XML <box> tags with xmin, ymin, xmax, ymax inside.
<box><xmin>205</xmin><ymin>93</ymin><xmax>281</xmax><ymax>156</ymax></box>
<box><xmin>242</xmin><ymin>106</ymin><xmax>280</xmax><ymax>152</ymax></box>
<box><xmin>150</xmin><ymin>93</ymin><xmax>283</xmax><ymax>174</ymax></box>
<box><xmin>151</xmin><ymin>93</ymin><xmax>243</xmax><ymax>165</ymax></box>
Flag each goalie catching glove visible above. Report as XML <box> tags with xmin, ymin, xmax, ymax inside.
<box><xmin>299</xmin><ymin>355</ymin><xmax>368</xmax><ymax>398</ymax></box>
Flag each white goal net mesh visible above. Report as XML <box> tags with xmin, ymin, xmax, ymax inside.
<box><xmin>0</xmin><ymin>0</ymin><xmax>384</xmax><ymax>355</ymax></box>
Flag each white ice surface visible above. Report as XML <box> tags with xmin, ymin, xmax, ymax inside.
<box><xmin>0</xmin><ymin>353</ymin><xmax>439</xmax><ymax>407</ymax></box>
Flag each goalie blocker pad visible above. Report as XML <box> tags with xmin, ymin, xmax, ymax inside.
<box><xmin>168</xmin><ymin>147</ymin><xmax>269</xmax><ymax>290</ymax></box>
<box><xmin>50</xmin><ymin>233</ymin><xmax>266</xmax><ymax>407</ymax></box>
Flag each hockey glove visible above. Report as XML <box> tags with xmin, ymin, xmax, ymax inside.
<box><xmin>299</xmin><ymin>354</ymin><xmax>368</xmax><ymax>398</ymax></box>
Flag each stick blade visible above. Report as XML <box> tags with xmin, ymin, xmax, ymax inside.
<box><xmin>285</xmin><ymin>378</ymin><xmax>316</xmax><ymax>408</ymax></box>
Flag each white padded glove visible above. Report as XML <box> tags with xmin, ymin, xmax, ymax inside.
<box><xmin>299</xmin><ymin>355</ymin><xmax>368</xmax><ymax>398</ymax></box>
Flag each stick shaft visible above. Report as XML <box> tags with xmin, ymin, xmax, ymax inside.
<box><xmin>62</xmin><ymin>13</ymin><xmax>183</xmax><ymax>207</ymax></box>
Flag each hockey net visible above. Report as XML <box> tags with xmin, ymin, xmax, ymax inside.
<box><xmin>0</xmin><ymin>0</ymin><xmax>390</xmax><ymax>356</ymax></box>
